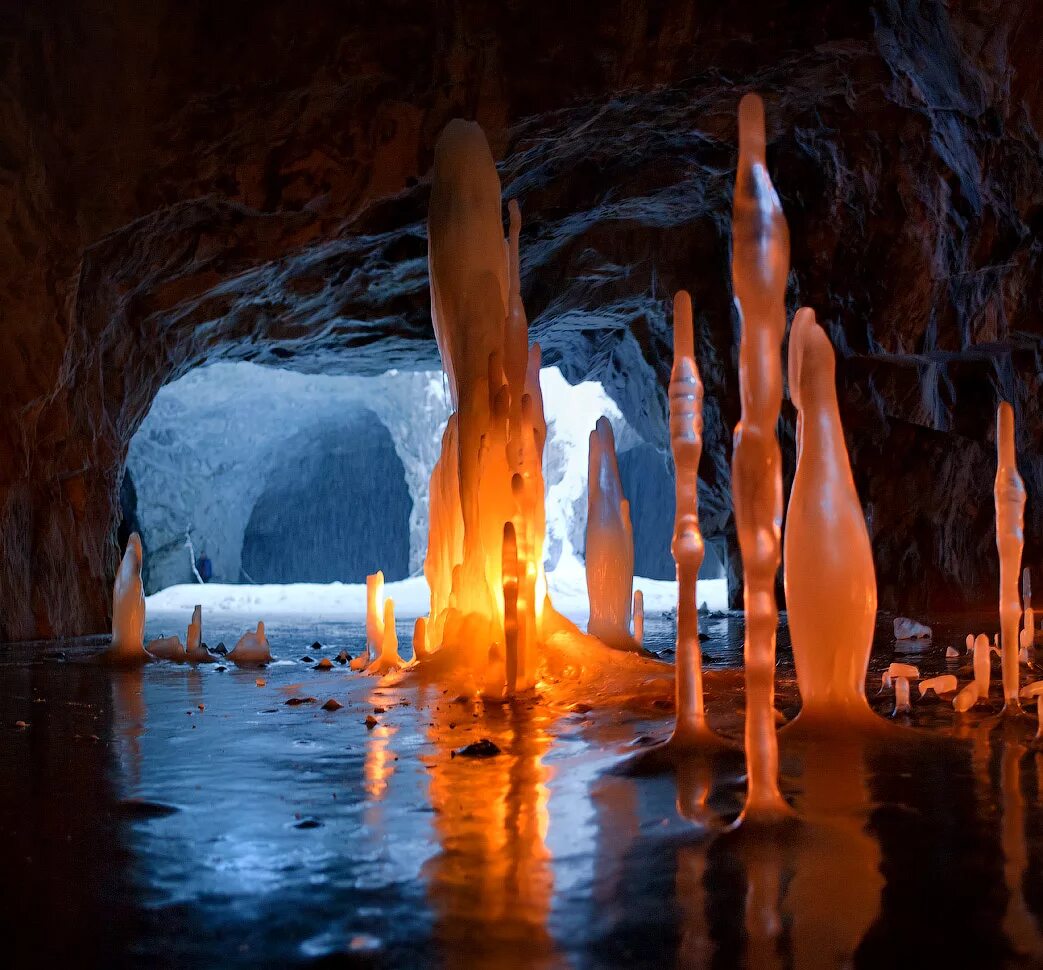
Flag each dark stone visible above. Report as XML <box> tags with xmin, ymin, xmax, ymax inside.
<box><xmin>311</xmin><ymin>641</ymin><xmax>323</xmax><ymax>651</ymax></box>
<box><xmin>285</xmin><ymin>697</ymin><xmax>317</xmax><ymax>705</ymax></box>
<box><xmin>293</xmin><ymin>817</ymin><xmax>323</xmax><ymax>829</ymax></box>
<box><xmin>452</xmin><ymin>739</ymin><xmax>502</xmax><ymax>759</ymax></box>
<box><xmin>213</xmin><ymin>644</ymin><xmax>227</xmax><ymax>655</ymax></box>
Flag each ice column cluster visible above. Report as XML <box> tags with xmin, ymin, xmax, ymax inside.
<box><xmin>420</xmin><ymin>121</ymin><xmax>557</xmax><ymax>695</ymax></box>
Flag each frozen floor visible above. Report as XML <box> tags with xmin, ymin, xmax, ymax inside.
<box><xmin>2</xmin><ymin>611</ymin><xmax>1043</xmax><ymax>968</ymax></box>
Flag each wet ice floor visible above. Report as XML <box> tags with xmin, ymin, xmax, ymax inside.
<box><xmin>3</xmin><ymin>611</ymin><xmax>1043</xmax><ymax>968</ymax></box>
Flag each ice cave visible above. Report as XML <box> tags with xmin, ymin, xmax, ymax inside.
<box><xmin>3</xmin><ymin>3</ymin><xmax>1043</xmax><ymax>968</ymax></box>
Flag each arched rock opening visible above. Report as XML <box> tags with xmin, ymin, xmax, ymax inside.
<box><xmin>241</xmin><ymin>420</ymin><xmax>412</xmax><ymax>584</ymax></box>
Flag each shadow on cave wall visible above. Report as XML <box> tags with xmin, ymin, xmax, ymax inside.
<box><xmin>240</xmin><ymin>422</ymin><xmax>412</xmax><ymax>584</ymax></box>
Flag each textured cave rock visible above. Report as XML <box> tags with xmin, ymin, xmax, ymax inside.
<box><xmin>0</xmin><ymin>0</ymin><xmax>1041</xmax><ymax>638</ymax></box>
<box><xmin>242</xmin><ymin>424</ymin><xmax>412</xmax><ymax>584</ymax></box>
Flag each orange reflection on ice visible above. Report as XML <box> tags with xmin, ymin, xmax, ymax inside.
<box><xmin>421</xmin><ymin>697</ymin><xmax>555</xmax><ymax>968</ymax></box>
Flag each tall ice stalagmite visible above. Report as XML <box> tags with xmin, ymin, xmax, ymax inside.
<box><xmin>730</xmin><ymin>93</ymin><xmax>792</xmax><ymax>822</ymax></box>
<box><xmin>995</xmin><ymin>402</ymin><xmax>1026</xmax><ymax>711</ymax></box>
<box><xmin>586</xmin><ymin>416</ymin><xmax>636</xmax><ymax>650</ymax></box>
<box><xmin>107</xmin><ymin>532</ymin><xmax>147</xmax><ymax>663</ymax></box>
<box><xmin>667</xmin><ymin>290</ymin><xmax>715</xmax><ymax>748</ymax></box>
<box><xmin>421</xmin><ymin>120</ymin><xmax>552</xmax><ymax>694</ymax></box>
<box><xmin>783</xmin><ymin>308</ymin><xmax>877</xmax><ymax>727</ymax></box>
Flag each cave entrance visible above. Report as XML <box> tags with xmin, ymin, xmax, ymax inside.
<box><xmin>240</xmin><ymin>420</ymin><xmax>411</xmax><ymax>584</ymax></box>
<box><xmin>125</xmin><ymin>362</ymin><xmax>439</xmax><ymax>594</ymax></box>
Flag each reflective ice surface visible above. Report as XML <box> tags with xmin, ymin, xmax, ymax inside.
<box><xmin>2</xmin><ymin>611</ymin><xmax>1042</xmax><ymax>968</ymax></box>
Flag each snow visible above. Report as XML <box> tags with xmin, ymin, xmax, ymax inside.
<box><xmin>146</xmin><ymin>566</ymin><xmax>729</xmax><ymax>623</ymax></box>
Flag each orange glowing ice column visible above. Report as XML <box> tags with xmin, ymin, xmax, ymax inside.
<box><xmin>783</xmin><ymin>308</ymin><xmax>877</xmax><ymax>725</ymax></box>
<box><xmin>995</xmin><ymin>402</ymin><xmax>1026</xmax><ymax>711</ymax></box>
<box><xmin>1024</xmin><ymin>569</ymin><xmax>1034</xmax><ymax>647</ymax></box>
<box><xmin>586</xmin><ymin>416</ymin><xmax>636</xmax><ymax>650</ymax></box>
<box><xmin>668</xmin><ymin>290</ymin><xmax>713</xmax><ymax>747</ymax></box>
<box><xmin>107</xmin><ymin>532</ymin><xmax>147</xmax><ymax>663</ymax></box>
<box><xmin>366</xmin><ymin>572</ymin><xmax>386</xmax><ymax>663</ymax></box>
<box><xmin>731</xmin><ymin>93</ymin><xmax>791</xmax><ymax>821</ymax></box>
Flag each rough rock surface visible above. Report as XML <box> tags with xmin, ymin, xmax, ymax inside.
<box><xmin>0</xmin><ymin>1</ymin><xmax>1041</xmax><ymax>638</ymax></box>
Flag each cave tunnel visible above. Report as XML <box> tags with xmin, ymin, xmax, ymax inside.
<box><xmin>241</xmin><ymin>420</ymin><xmax>411</xmax><ymax>585</ymax></box>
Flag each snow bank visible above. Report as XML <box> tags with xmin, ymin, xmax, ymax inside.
<box><xmin>146</xmin><ymin>561</ymin><xmax>728</xmax><ymax>622</ymax></box>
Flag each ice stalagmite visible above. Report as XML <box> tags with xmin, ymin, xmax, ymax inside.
<box><xmin>995</xmin><ymin>402</ymin><xmax>1026</xmax><ymax>712</ymax></box>
<box><xmin>730</xmin><ymin>93</ymin><xmax>792</xmax><ymax>823</ymax></box>
<box><xmin>420</xmin><ymin>120</ymin><xmax>556</xmax><ymax>695</ymax></box>
<box><xmin>1024</xmin><ymin>569</ymin><xmax>1034</xmax><ymax>647</ymax></box>
<box><xmin>366</xmin><ymin>572</ymin><xmax>385</xmax><ymax>661</ymax></box>
<box><xmin>586</xmin><ymin>417</ymin><xmax>637</xmax><ymax>650</ymax></box>
<box><xmin>229</xmin><ymin>621</ymin><xmax>271</xmax><ymax>664</ymax></box>
<box><xmin>107</xmin><ymin>533</ymin><xmax>147</xmax><ymax>663</ymax></box>
<box><xmin>185</xmin><ymin>605</ymin><xmax>210</xmax><ymax>662</ymax></box>
<box><xmin>667</xmin><ymin>290</ymin><xmax>717</xmax><ymax>749</ymax></box>
<box><xmin>367</xmin><ymin>599</ymin><xmax>405</xmax><ymax>674</ymax></box>
<box><xmin>633</xmin><ymin>590</ymin><xmax>644</xmax><ymax>648</ymax></box>
<box><xmin>783</xmin><ymin>308</ymin><xmax>877</xmax><ymax>727</ymax></box>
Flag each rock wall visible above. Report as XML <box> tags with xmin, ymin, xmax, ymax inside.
<box><xmin>0</xmin><ymin>1</ymin><xmax>1040</xmax><ymax>638</ymax></box>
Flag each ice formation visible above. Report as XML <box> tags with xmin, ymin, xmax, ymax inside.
<box><xmin>417</xmin><ymin>120</ymin><xmax>563</xmax><ymax>696</ymax></box>
<box><xmin>146</xmin><ymin>634</ymin><xmax>186</xmax><ymax>661</ymax></box>
<box><xmin>228</xmin><ymin>621</ymin><xmax>271</xmax><ymax>664</ymax></box>
<box><xmin>730</xmin><ymin>93</ymin><xmax>791</xmax><ymax>821</ymax></box>
<box><xmin>954</xmin><ymin>682</ymin><xmax>979</xmax><ymax>713</ymax></box>
<box><xmin>107</xmin><ymin>533</ymin><xmax>147</xmax><ymax>663</ymax></box>
<box><xmin>995</xmin><ymin>402</ymin><xmax>1026</xmax><ymax>711</ymax></box>
<box><xmin>666</xmin><ymin>290</ymin><xmax>716</xmax><ymax>750</ymax></box>
<box><xmin>412</xmin><ymin>617</ymin><xmax>428</xmax><ymax>662</ymax></box>
<box><xmin>585</xmin><ymin>417</ymin><xmax>636</xmax><ymax>650</ymax></box>
<box><xmin>1020</xmin><ymin>682</ymin><xmax>1043</xmax><ymax>738</ymax></box>
<box><xmin>633</xmin><ymin>590</ymin><xmax>644</xmax><ymax>648</ymax></box>
<box><xmin>783</xmin><ymin>307</ymin><xmax>876</xmax><ymax>725</ymax></box>
<box><xmin>884</xmin><ymin>663</ymin><xmax>919</xmax><ymax>715</ymax></box>
<box><xmin>367</xmin><ymin>599</ymin><xmax>405</xmax><ymax>674</ymax></box>
<box><xmin>185</xmin><ymin>605</ymin><xmax>211</xmax><ymax>662</ymax></box>
<box><xmin>973</xmin><ymin>633</ymin><xmax>992</xmax><ymax>699</ymax></box>
<box><xmin>893</xmin><ymin>617</ymin><xmax>931</xmax><ymax>640</ymax></box>
<box><xmin>919</xmin><ymin>674</ymin><xmax>957</xmax><ymax>697</ymax></box>
<box><xmin>1025</xmin><ymin>568</ymin><xmax>1035</xmax><ymax>645</ymax></box>
<box><xmin>366</xmin><ymin>571</ymin><xmax>385</xmax><ymax>661</ymax></box>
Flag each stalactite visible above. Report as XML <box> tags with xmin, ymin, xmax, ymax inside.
<box><xmin>730</xmin><ymin>93</ymin><xmax>792</xmax><ymax>823</ymax></box>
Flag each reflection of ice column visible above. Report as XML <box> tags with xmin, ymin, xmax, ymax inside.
<box><xmin>585</xmin><ymin>417</ymin><xmax>635</xmax><ymax>649</ymax></box>
<box><xmin>731</xmin><ymin>93</ymin><xmax>791</xmax><ymax>822</ymax></box>
<box><xmin>783</xmin><ymin>308</ymin><xmax>877</xmax><ymax>725</ymax></box>
<box><xmin>108</xmin><ymin>533</ymin><xmax>147</xmax><ymax>663</ymax></box>
<box><xmin>668</xmin><ymin>291</ymin><xmax>712</xmax><ymax>747</ymax></box>
<box><xmin>995</xmin><ymin>403</ymin><xmax>1026</xmax><ymax>710</ymax></box>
